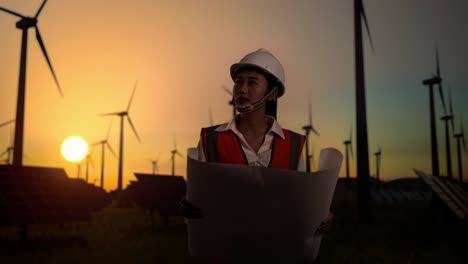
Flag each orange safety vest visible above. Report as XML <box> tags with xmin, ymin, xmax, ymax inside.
<box><xmin>201</xmin><ymin>125</ymin><xmax>305</xmax><ymax>170</ymax></box>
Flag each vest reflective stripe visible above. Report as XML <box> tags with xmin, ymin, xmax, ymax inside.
<box><xmin>203</xmin><ymin>126</ymin><xmax>247</xmax><ymax>165</ymax></box>
<box><xmin>201</xmin><ymin>127</ymin><xmax>304</xmax><ymax>170</ymax></box>
<box><xmin>202</xmin><ymin>126</ymin><xmax>221</xmax><ymax>163</ymax></box>
<box><xmin>270</xmin><ymin>129</ymin><xmax>305</xmax><ymax>170</ymax></box>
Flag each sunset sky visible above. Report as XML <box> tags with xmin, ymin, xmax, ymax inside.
<box><xmin>1</xmin><ymin>0</ymin><xmax>467</xmax><ymax>191</ymax></box>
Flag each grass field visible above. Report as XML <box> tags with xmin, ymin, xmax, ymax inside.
<box><xmin>0</xmin><ymin>201</ymin><xmax>466</xmax><ymax>264</ymax></box>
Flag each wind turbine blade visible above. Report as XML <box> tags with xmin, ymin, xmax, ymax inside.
<box><xmin>0</xmin><ymin>149</ymin><xmax>8</xmax><ymax>159</ymax></box>
<box><xmin>100</xmin><ymin>112</ymin><xmax>120</xmax><ymax>116</ymax></box>
<box><xmin>448</xmin><ymin>85</ymin><xmax>455</xmax><ymax>131</ymax></box>
<box><xmin>222</xmin><ymin>85</ymin><xmax>233</xmax><ymax>96</ymax></box>
<box><xmin>176</xmin><ymin>151</ymin><xmax>184</xmax><ymax>159</ymax></box>
<box><xmin>0</xmin><ymin>119</ymin><xmax>15</xmax><ymax>128</ymax></box>
<box><xmin>361</xmin><ymin>3</ymin><xmax>375</xmax><ymax>53</ymax></box>
<box><xmin>308</xmin><ymin>97</ymin><xmax>312</xmax><ymax>126</ymax></box>
<box><xmin>461</xmin><ymin>118</ymin><xmax>464</xmax><ymax>133</ymax></box>
<box><xmin>35</xmin><ymin>0</ymin><xmax>47</xmax><ymax>18</ymax></box>
<box><xmin>448</xmin><ymin>87</ymin><xmax>453</xmax><ymax>116</ymax></box>
<box><xmin>9</xmin><ymin>126</ymin><xmax>14</xmax><ymax>146</ymax></box>
<box><xmin>349</xmin><ymin>125</ymin><xmax>353</xmax><ymax>141</ymax></box>
<box><xmin>173</xmin><ymin>134</ymin><xmax>177</xmax><ymax>149</ymax></box>
<box><xmin>209</xmin><ymin>105</ymin><xmax>213</xmax><ymax>126</ymax></box>
<box><xmin>106</xmin><ymin>120</ymin><xmax>113</xmax><ymax>140</ymax></box>
<box><xmin>462</xmin><ymin>134</ymin><xmax>466</xmax><ymax>153</ymax></box>
<box><xmin>0</xmin><ymin>7</ymin><xmax>25</xmax><ymax>18</ymax></box>
<box><xmin>106</xmin><ymin>142</ymin><xmax>117</xmax><ymax>158</ymax></box>
<box><xmin>435</xmin><ymin>46</ymin><xmax>447</xmax><ymax>115</ymax></box>
<box><xmin>127</xmin><ymin>81</ymin><xmax>138</xmax><ymax>111</ymax></box>
<box><xmin>462</xmin><ymin>119</ymin><xmax>466</xmax><ymax>152</ymax></box>
<box><xmin>126</xmin><ymin>115</ymin><xmax>141</xmax><ymax>143</ymax></box>
<box><xmin>436</xmin><ymin>45</ymin><xmax>441</xmax><ymax>78</ymax></box>
<box><xmin>311</xmin><ymin>126</ymin><xmax>320</xmax><ymax>136</ymax></box>
<box><xmin>88</xmin><ymin>155</ymin><xmax>95</xmax><ymax>170</ymax></box>
<box><xmin>35</xmin><ymin>26</ymin><xmax>63</xmax><ymax>97</ymax></box>
<box><xmin>438</xmin><ymin>83</ymin><xmax>446</xmax><ymax>116</ymax></box>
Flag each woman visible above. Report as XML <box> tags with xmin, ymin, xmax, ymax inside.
<box><xmin>183</xmin><ymin>48</ymin><xmax>332</xmax><ymax>240</ymax></box>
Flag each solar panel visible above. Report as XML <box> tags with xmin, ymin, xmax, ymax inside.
<box><xmin>431</xmin><ymin>176</ymin><xmax>468</xmax><ymax>217</ymax></box>
<box><xmin>414</xmin><ymin>169</ymin><xmax>466</xmax><ymax>220</ymax></box>
<box><xmin>0</xmin><ymin>165</ymin><xmax>111</xmax><ymax>225</ymax></box>
<box><xmin>124</xmin><ymin>173</ymin><xmax>186</xmax><ymax>227</ymax></box>
<box><xmin>370</xmin><ymin>190</ymin><xmax>383</xmax><ymax>205</ymax></box>
<box><xmin>443</xmin><ymin>180</ymin><xmax>468</xmax><ymax>207</ymax></box>
<box><xmin>377</xmin><ymin>189</ymin><xmax>395</xmax><ymax>204</ymax></box>
<box><xmin>388</xmin><ymin>190</ymin><xmax>404</xmax><ymax>203</ymax></box>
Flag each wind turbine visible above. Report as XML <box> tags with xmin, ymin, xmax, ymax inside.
<box><xmin>170</xmin><ymin>136</ymin><xmax>184</xmax><ymax>176</ymax></box>
<box><xmin>209</xmin><ymin>105</ymin><xmax>214</xmax><ymax>126</ymax></box>
<box><xmin>151</xmin><ymin>153</ymin><xmax>160</xmax><ymax>175</ymax></box>
<box><xmin>222</xmin><ymin>85</ymin><xmax>236</xmax><ymax>118</ymax></box>
<box><xmin>0</xmin><ymin>147</ymin><xmax>13</xmax><ymax>165</ymax></box>
<box><xmin>151</xmin><ymin>160</ymin><xmax>158</xmax><ymax>175</ymax></box>
<box><xmin>84</xmin><ymin>149</ymin><xmax>95</xmax><ymax>183</ymax></box>
<box><xmin>302</xmin><ymin>97</ymin><xmax>319</xmax><ymax>173</ymax></box>
<box><xmin>422</xmin><ymin>46</ymin><xmax>446</xmax><ymax>177</ymax></box>
<box><xmin>354</xmin><ymin>0</ymin><xmax>374</xmax><ymax>222</ymax></box>
<box><xmin>310</xmin><ymin>145</ymin><xmax>316</xmax><ymax>171</ymax></box>
<box><xmin>101</xmin><ymin>81</ymin><xmax>141</xmax><ymax>192</ymax></box>
<box><xmin>440</xmin><ymin>86</ymin><xmax>455</xmax><ymax>179</ymax></box>
<box><xmin>0</xmin><ymin>119</ymin><xmax>15</xmax><ymax>164</ymax></box>
<box><xmin>343</xmin><ymin>126</ymin><xmax>353</xmax><ymax>186</ymax></box>
<box><xmin>454</xmin><ymin>118</ymin><xmax>466</xmax><ymax>183</ymax></box>
<box><xmin>92</xmin><ymin>121</ymin><xmax>117</xmax><ymax>190</ymax></box>
<box><xmin>374</xmin><ymin>145</ymin><xmax>382</xmax><ymax>182</ymax></box>
<box><xmin>0</xmin><ymin>0</ymin><xmax>63</xmax><ymax>167</ymax></box>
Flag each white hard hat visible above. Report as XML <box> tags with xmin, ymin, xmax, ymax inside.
<box><xmin>230</xmin><ymin>48</ymin><xmax>285</xmax><ymax>98</ymax></box>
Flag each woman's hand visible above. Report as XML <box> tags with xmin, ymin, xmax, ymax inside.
<box><xmin>179</xmin><ymin>197</ymin><xmax>203</xmax><ymax>219</ymax></box>
<box><xmin>314</xmin><ymin>211</ymin><xmax>333</xmax><ymax>235</ymax></box>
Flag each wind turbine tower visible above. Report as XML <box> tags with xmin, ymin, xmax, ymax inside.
<box><xmin>343</xmin><ymin>126</ymin><xmax>353</xmax><ymax>185</ymax></box>
<box><xmin>454</xmin><ymin>119</ymin><xmax>466</xmax><ymax>183</ymax></box>
<box><xmin>0</xmin><ymin>0</ymin><xmax>63</xmax><ymax>166</ymax></box>
<box><xmin>302</xmin><ymin>98</ymin><xmax>319</xmax><ymax>173</ymax></box>
<box><xmin>85</xmin><ymin>153</ymin><xmax>94</xmax><ymax>183</ymax></box>
<box><xmin>354</xmin><ymin>0</ymin><xmax>374</xmax><ymax>222</ymax></box>
<box><xmin>374</xmin><ymin>146</ymin><xmax>381</xmax><ymax>182</ymax></box>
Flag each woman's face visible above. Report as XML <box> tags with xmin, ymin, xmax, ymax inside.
<box><xmin>233</xmin><ymin>70</ymin><xmax>269</xmax><ymax>107</ymax></box>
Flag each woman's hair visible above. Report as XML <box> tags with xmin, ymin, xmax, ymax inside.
<box><xmin>235</xmin><ymin>67</ymin><xmax>279</xmax><ymax>119</ymax></box>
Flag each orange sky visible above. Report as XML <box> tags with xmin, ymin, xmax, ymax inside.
<box><xmin>1</xmin><ymin>0</ymin><xmax>467</xmax><ymax>191</ymax></box>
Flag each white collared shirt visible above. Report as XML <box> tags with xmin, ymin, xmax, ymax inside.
<box><xmin>197</xmin><ymin>115</ymin><xmax>305</xmax><ymax>171</ymax></box>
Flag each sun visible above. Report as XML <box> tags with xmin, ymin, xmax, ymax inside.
<box><xmin>61</xmin><ymin>136</ymin><xmax>89</xmax><ymax>162</ymax></box>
